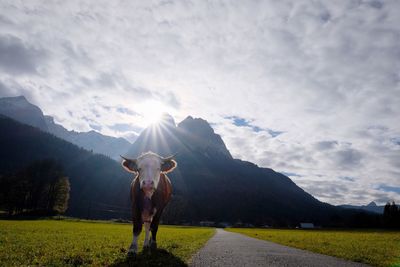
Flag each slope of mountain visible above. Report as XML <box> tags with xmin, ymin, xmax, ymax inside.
<box><xmin>338</xmin><ymin>202</ymin><xmax>385</xmax><ymax>214</ymax></box>
<box><xmin>0</xmin><ymin>115</ymin><xmax>131</xmax><ymax>218</ymax></box>
<box><xmin>0</xmin><ymin>96</ymin><xmax>48</xmax><ymax>131</ymax></box>
<box><xmin>126</xmin><ymin>115</ymin><xmax>359</xmax><ymax>226</ymax></box>
<box><xmin>0</xmin><ymin>96</ymin><xmax>131</xmax><ymax>160</ymax></box>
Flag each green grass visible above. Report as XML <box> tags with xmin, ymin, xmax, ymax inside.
<box><xmin>227</xmin><ymin>228</ymin><xmax>400</xmax><ymax>267</ymax></box>
<box><xmin>0</xmin><ymin>219</ymin><xmax>214</xmax><ymax>266</ymax></box>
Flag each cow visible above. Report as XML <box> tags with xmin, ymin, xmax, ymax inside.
<box><xmin>120</xmin><ymin>151</ymin><xmax>176</xmax><ymax>255</ymax></box>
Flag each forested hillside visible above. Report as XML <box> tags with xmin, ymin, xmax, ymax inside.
<box><xmin>0</xmin><ymin>115</ymin><xmax>132</xmax><ymax>218</ymax></box>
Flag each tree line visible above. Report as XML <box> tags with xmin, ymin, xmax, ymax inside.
<box><xmin>0</xmin><ymin>159</ymin><xmax>70</xmax><ymax>216</ymax></box>
<box><xmin>383</xmin><ymin>201</ymin><xmax>400</xmax><ymax>228</ymax></box>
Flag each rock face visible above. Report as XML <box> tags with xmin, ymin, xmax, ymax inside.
<box><xmin>127</xmin><ymin>115</ymin><xmax>232</xmax><ymax>160</ymax></box>
<box><xmin>0</xmin><ymin>96</ymin><xmax>131</xmax><ymax>160</ymax></box>
<box><xmin>177</xmin><ymin>116</ymin><xmax>232</xmax><ymax>159</ymax></box>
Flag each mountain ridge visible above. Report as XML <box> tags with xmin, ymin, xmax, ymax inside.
<box><xmin>0</xmin><ymin>95</ymin><xmax>131</xmax><ymax>160</ymax></box>
<box><xmin>338</xmin><ymin>202</ymin><xmax>385</xmax><ymax>214</ymax></box>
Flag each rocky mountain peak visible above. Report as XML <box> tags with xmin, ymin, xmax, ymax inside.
<box><xmin>128</xmin><ymin>114</ymin><xmax>232</xmax><ymax>159</ymax></box>
<box><xmin>178</xmin><ymin>116</ymin><xmax>215</xmax><ymax>136</ymax></box>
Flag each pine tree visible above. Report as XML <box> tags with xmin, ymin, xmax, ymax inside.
<box><xmin>383</xmin><ymin>201</ymin><xmax>400</xmax><ymax>228</ymax></box>
<box><xmin>52</xmin><ymin>176</ymin><xmax>70</xmax><ymax>214</ymax></box>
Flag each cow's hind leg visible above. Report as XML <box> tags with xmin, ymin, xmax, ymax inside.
<box><xmin>128</xmin><ymin>222</ymin><xmax>142</xmax><ymax>256</ymax></box>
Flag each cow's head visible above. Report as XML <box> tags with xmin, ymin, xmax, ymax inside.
<box><xmin>121</xmin><ymin>152</ymin><xmax>177</xmax><ymax>198</ymax></box>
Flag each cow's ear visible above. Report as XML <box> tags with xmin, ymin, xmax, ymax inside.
<box><xmin>121</xmin><ymin>158</ymin><xmax>138</xmax><ymax>173</ymax></box>
<box><xmin>161</xmin><ymin>159</ymin><xmax>177</xmax><ymax>173</ymax></box>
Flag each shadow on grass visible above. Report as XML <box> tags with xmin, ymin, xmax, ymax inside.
<box><xmin>111</xmin><ymin>249</ymin><xmax>187</xmax><ymax>267</ymax></box>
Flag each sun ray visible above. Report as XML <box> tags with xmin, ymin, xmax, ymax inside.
<box><xmin>137</xmin><ymin>100</ymin><xmax>172</xmax><ymax>127</ymax></box>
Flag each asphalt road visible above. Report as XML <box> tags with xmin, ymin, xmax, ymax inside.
<box><xmin>190</xmin><ymin>229</ymin><xmax>369</xmax><ymax>267</ymax></box>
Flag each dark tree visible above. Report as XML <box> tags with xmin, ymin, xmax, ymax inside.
<box><xmin>0</xmin><ymin>159</ymin><xmax>70</xmax><ymax>215</ymax></box>
<box><xmin>383</xmin><ymin>201</ymin><xmax>400</xmax><ymax>228</ymax></box>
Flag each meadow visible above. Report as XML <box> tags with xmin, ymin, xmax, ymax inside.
<box><xmin>227</xmin><ymin>228</ymin><xmax>400</xmax><ymax>267</ymax></box>
<box><xmin>0</xmin><ymin>219</ymin><xmax>214</xmax><ymax>266</ymax></box>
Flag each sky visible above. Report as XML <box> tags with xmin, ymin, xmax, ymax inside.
<box><xmin>0</xmin><ymin>0</ymin><xmax>399</xmax><ymax>205</ymax></box>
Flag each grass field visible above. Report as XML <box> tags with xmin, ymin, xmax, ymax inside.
<box><xmin>227</xmin><ymin>228</ymin><xmax>400</xmax><ymax>267</ymax></box>
<box><xmin>0</xmin><ymin>219</ymin><xmax>214</xmax><ymax>266</ymax></box>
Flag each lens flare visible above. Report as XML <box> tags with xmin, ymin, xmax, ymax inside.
<box><xmin>138</xmin><ymin>100</ymin><xmax>170</xmax><ymax>126</ymax></box>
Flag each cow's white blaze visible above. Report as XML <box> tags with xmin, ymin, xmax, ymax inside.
<box><xmin>137</xmin><ymin>154</ymin><xmax>162</xmax><ymax>197</ymax></box>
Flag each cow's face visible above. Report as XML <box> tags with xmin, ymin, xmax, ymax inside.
<box><xmin>121</xmin><ymin>152</ymin><xmax>176</xmax><ymax>198</ymax></box>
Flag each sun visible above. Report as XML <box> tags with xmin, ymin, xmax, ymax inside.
<box><xmin>138</xmin><ymin>100</ymin><xmax>171</xmax><ymax>126</ymax></box>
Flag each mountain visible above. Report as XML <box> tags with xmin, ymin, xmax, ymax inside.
<box><xmin>0</xmin><ymin>96</ymin><xmax>131</xmax><ymax>160</ymax></box>
<box><xmin>0</xmin><ymin>115</ymin><xmax>132</xmax><ymax>218</ymax></box>
<box><xmin>338</xmin><ymin>202</ymin><xmax>385</xmax><ymax>214</ymax></box>
<box><xmin>126</xmin><ymin>115</ymin><xmax>363</xmax><ymax>226</ymax></box>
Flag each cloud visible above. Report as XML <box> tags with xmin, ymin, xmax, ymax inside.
<box><xmin>89</xmin><ymin>124</ymin><xmax>102</xmax><ymax>131</ymax></box>
<box><xmin>1</xmin><ymin>0</ymin><xmax>400</xmax><ymax>205</ymax></box>
<box><xmin>378</xmin><ymin>185</ymin><xmax>400</xmax><ymax>194</ymax></box>
<box><xmin>0</xmin><ymin>34</ymin><xmax>46</xmax><ymax>74</ymax></box>
<box><xmin>116</xmin><ymin>107</ymin><xmax>137</xmax><ymax>116</ymax></box>
<box><xmin>281</xmin><ymin>172</ymin><xmax>302</xmax><ymax>177</ymax></box>
<box><xmin>226</xmin><ymin>116</ymin><xmax>284</xmax><ymax>137</ymax></box>
<box><xmin>108</xmin><ymin>123</ymin><xmax>141</xmax><ymax>133</ymax></box>
<box><xmin>339</xmin><ymin>176</ymin><xmax>355</xmax><ymax>182</ymax></box>
<box><xmin>314</xmin><ymin>141</ymin><xmax>338</xmax><ymax>150</ymax></box>
<box><xmin>332</xmin><ymin>148</ymin><xmax>363</xmax><ymax>170</ymax></box>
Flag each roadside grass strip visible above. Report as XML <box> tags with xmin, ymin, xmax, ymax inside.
<box><xmin>227</xmin><ymin>228</ymin><xmax>400</xmax><ymax>267</ymax></box>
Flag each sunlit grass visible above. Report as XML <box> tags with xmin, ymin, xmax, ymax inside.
<box><xmin>227</xmin><ymin>228</ymin><xmax>400</xmax><ymax>267</ymax></box>
<box><xmin>0</xmin><ymin>220</ymin><xmax>214</xmax><ymax>266</ymax></box>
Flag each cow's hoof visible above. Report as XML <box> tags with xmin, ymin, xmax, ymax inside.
<box><xmin>150</xmin><ymin>240</ymin><xmax>157</xmax><ymax>250</ymax></box>
<box><xmin>127</xmin><ymin>250</ymin><xmax>136</xmax><ymax>259</ymax></box>
<box><xmin>127</xmin><ymin>244</ymin><xmax>137</xmax><ymax>258</ymax></box>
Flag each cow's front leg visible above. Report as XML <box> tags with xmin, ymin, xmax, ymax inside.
<box><xmin>128</xmin><ymin>222</ymin><xmax>142</xmax><ymax>255</ymax></box>
<box><xmin>128</xmin><ymin>235</ymin><xmax>138</xmax><ymax>255</ymax></box>
<box><xmin>143</xmin><ymin>221</ymin><xmax>151</xmax><ymax>249</ymax></box>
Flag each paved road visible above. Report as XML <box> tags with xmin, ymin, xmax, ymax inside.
<box><xmin>190</xmin><ymin>229</ymin><xmax>369</xmax><ymax>267</ymax></box>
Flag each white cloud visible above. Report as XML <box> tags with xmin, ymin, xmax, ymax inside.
<box><xmin>0</xmin><ymin>0</ymin><xmax>399</xmax><ymax>205</ymax></box>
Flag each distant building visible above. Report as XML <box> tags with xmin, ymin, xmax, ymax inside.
<box><xmin>217</xmin><ymin>222</ymin><xmax>231</xmax><ymax>228</ymax></box>
<box><xmin>234</xmin><ymin>222</ymin><xmax>244</xmax><ymax>228</ymax></box>
<box><xmin>300</xmin><ymin>223</ymin><xmax>314</xmax><ymax>229</ymax></box>
<box><xmin>200</xmin><ymin>221</ymin><xmax>215</xmax><ymax>227</ymax></box>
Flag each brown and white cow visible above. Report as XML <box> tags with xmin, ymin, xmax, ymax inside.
<box><xmin>121</xmin><ymin>151</ymin><xmax>176</xmax><ymax>255</ymax></box>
